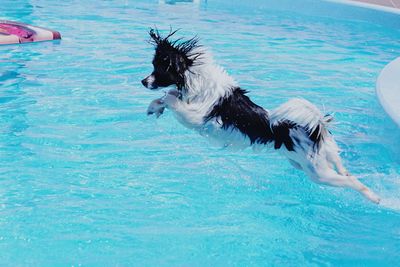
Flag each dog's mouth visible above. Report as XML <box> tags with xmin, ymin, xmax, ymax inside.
<box><xmin>147</xmin><ymin>84</ymin><xmax>159</xmax><ymax>90</ymax></box>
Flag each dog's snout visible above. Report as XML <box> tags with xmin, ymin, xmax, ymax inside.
<box><xmin>141</xmin><ymin>75</ymin><xmax>158</xmax><ymax>90</ymax></box>
<box><xmin>141</xmin><ymin>78</ymin><xmax>148</xmax><ymax>87</ymax></box>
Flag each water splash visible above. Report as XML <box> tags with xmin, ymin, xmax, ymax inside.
<box><xmin>380</xmin><ymin>197</ymin><xmax>400</xmax><ymax>211</ymax></box>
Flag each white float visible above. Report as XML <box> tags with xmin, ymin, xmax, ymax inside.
<box><xmin>376</xmin><ymin>57</ymin><xmax>400</xmax><ymax>127</ymax></box>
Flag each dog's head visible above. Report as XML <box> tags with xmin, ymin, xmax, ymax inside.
<box><xmin>141</xmin><ymin>28</ymin><xmax>202</xmax><ymax>90</ymax></box>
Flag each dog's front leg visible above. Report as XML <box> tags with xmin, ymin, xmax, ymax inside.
<box><xmin>147</xmin><ymin>97</ymin><xmax>166</xmax><ymax>118</ymax></box>
<box><xmin>162</xmin><ymin>89</ymin><xmax>180</xmax><ymax>108</ymax></box>
<box><xmin>147</xmin><ymin>89</ymin><xmax>180</xmax><ymax>118</ymax></box>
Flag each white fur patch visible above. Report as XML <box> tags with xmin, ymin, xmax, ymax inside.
<box><xmin>270</xmin><ymin>98</ymin><xmax>329</xmax><ymax>138</ymax></box>
<box><xmin>167</xmin><ymin>48</ymin><xmax>237</xmax><ymax>128</ymax></box>
<box><xmin>145</xmin><ymin>75</ymin><xmax>155</xmax><ymax>88</ymax></box>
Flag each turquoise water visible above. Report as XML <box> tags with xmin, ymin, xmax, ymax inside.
<box><xmin>1</xmin><ymin>0</ymin><xmax>400</xmax><ymax>265</ymax></box>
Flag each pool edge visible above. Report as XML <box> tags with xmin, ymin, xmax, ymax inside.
<box><xmin>327</xmin><ymin>0</ymin><xmax>400</xmax><ymax>14</ymax></box>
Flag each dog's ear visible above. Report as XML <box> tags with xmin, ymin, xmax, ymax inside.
<box><xmin>174</xmin><ymin>54</ymin><xmax>187</xmax><ymax>75</ymax></box>
<box><xmin>149</xmin><ymin>28</ymin><xmax>162</xmax><ymax>45</ymax></box>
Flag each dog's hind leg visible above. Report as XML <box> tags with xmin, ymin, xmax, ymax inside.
<box><xmin>325</xmin><ymin>138</ymin><xmax>349</xmax><ymax>176</ymax></box>
<box><xmin>328</xmin><ymin>151</ymin><xmax>349</xmax><ymax>176</ymax></box>
<box><xmin>346</xmin><ymin>175</ymin><xmax>380</xmax><ymax>204</ymax></box>
<box><xmin>313</xmin><ymin>167</ymin><xmax>380</xmax><ymax>204</ymax></box>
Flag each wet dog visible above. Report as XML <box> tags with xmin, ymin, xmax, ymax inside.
<box><xmin>142</xmin><ymin>29</ymin><xmax>380</xmax><ymax>204</ymax></box>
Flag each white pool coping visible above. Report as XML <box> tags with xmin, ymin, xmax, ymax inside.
<box><xmin>328</xmin><ymin>0</ymin><xmax>400</xmax><ymax>14</ymax></box>
<box><xmin>376</xmin><ymin>57</ymin><xmax>400</xmax><ymax>127</ymax></box>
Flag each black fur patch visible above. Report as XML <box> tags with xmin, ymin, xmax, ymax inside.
<box><xmin>307</xmin><ymin>114</ymin><xmax>333</xmax><ymax>150</ymax></box>
<box><xmin>205</xmin><ymin>88</ymin><xmax>299</xmax><ymax>151</ymax></box>
<box><xmin>271</xmin><ymin>121</ymin><xmax>296</xmax><ymax>151</ymax></box>
<box><xmin>308</xmin><ymin>125</ymin><xmax>322</xmax><ymax>150</ymax></box>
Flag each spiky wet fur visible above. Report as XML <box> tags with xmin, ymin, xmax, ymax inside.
<box><xmin>142</xmin><ymin>29</ymin><xmax>380</xmax><ymax>204</ymax></box>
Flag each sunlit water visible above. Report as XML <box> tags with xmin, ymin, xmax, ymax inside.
<box><xmin>1</xmin><ymin>0</ymin><xmax>400</xmax><ymax>265</ymax></box>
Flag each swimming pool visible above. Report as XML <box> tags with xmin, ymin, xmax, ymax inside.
<box><xmin>1</xmin><ymin>0</ymin><xmax>400</xmax><ymax>265</ymax></box>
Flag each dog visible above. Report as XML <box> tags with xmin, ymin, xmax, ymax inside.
<box><xmin>141</xmin><ymin>29</ymin><xmax>380</xmax><ymax>204</ymax></box>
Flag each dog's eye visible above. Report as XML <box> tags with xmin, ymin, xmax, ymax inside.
<box><xmin>162</xmin><ymin>56</ymin><xmax>169</xmax><ymax>62</ymax></box>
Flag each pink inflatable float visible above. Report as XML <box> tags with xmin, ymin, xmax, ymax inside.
<box><xmin>0</xmin><ymin>20</ymin><xmax>61</xmax><ymax>45</ymax></box>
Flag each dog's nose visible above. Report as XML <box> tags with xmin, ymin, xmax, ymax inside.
<box><xmin>141</xmin><ymin>78</ymin><xmax>148</xmax><ymax>87</ymax></box>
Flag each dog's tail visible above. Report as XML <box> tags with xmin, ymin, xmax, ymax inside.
<box><xmin>270</xmin><ymin>98</ymin><xmax>333</xmax><ymax>146</ymax></box>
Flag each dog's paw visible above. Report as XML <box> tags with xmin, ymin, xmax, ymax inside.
<box><xmin>147</xmin><ymin>98</ymin><xmax>165</xmax><ymax>118</ymax></box>
<box><xmin>366</xmin><ymin>190</ymin><xmax>381</xmax><ymax>204</ymax></box>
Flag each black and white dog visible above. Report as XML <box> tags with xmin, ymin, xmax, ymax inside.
<box><xmin>141</xmin><ymin>29</ymin><xmax>380</xmax><ymax>204</ymax></box>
